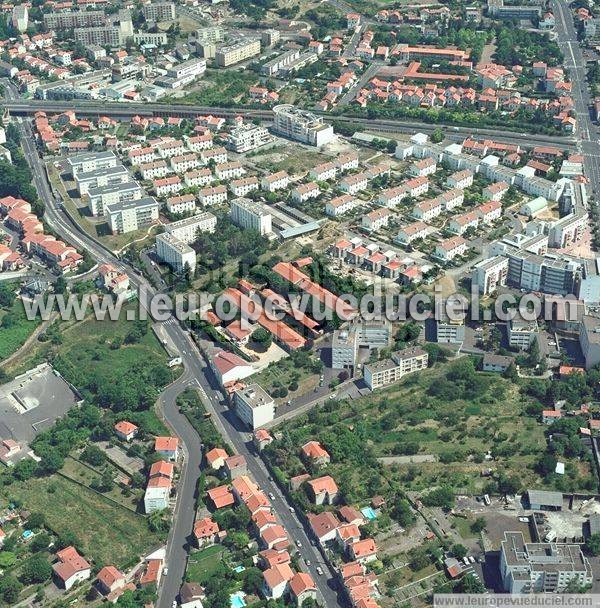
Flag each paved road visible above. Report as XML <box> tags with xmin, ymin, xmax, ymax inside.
<box><xmin>11</xmin><ymin>96</ymin><xmax>343</xmax><ymax>606</ymax></box>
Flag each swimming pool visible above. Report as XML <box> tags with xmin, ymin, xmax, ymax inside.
<box><xmin>230</xmin><ymin>592</ymin><xmax>247</xmax><ymax>608</ymax></box>
<box><xmin>361</xmin><ymin>507</ymin><xmax>377</xmax><ymax>521</ymax></box>
<box><xmin>233</xmin><ymin>565</ymin><xmax>246</xmax><ymax>574</ymax></box>
<box><xmin>22</xmin><ymin>530</ymin><xmax>33</xmax><ymax>539</ymax></box>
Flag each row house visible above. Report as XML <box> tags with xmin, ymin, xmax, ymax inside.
<box><xmin>24</xmin><ymin>233</ymin><xmax>83</xmax><ymax>273</ymax></box>
<box><xmin>476</xmin><ymin>199</ymin><xmax>502</xmax><ymax>224</ymax></box>
<box><xmin>185</xmin><ymin>133</ymin><xmax>213</xmax><ymax>152</ymax></box>
<box><xmin>326</xmin><ymin>194</ymin><xmax>359</xmax><ymax>217</ymax></box>
<box><xmin>261</xmin><ymin>170</ymin><xmax>289</xmax><ymax>192</ymax></box>
<box><xmin>395</xmin><ymin>220</ymin><xmax>428</xmax><ymax>245</ymax></box>
<box><xmin>310</xmin><ymin>161</ymin><xmax>338</xmax><ymax>182</ymax></box>
<box><xmin>184</xmin><ymin>168</ymin><xmax>213</xmax><ymax>187</ymax></box>
<box><xmin>366</xmin><ymin>162</ymin><xmax>392</xmax><ymax>180</ymax></box>
<box><xmin>157</xmin><ymin>139</ymin><xmax>187</xmax><ymax>159</ymax></box>
<box><xmin>216</xmin><ymin>161</ymin><xmax>246</xmax><ymax>180</ymax></box>
<box><xmin>230</xmin><ymin>176</ymin><xmax>259</xmax><ymax>197</ymax></box>
<box><xmin>201</xmin><ymin>146</ymin><xmax>228</xmax><ymax>165</ymax></box>
<box><xmin>199</xmin><ymin>185</ymin><xmax>227</xmax><ymax>206</ymax></box>
<box><xmin>140</xmin><ymin>160</ymin><xmax>170</xmax><ymax>180</ymax></box>
<box><xmin>336</xmin><ymin>152</ymin><xmax>360</xmax><ymax>172</ymax></box>
<box><xmin>362</xmin><ymin>208</ymin><xmax>392</xmax><ymax>231</ymax></box>
<box><xmin>409</xmin><ymin>157</ymin><xmax>436</xmax><ymax>178</ymax></box>
<box><xmin>483</xmin><ymin>181</ymin><xmax>509</xmax><ymax>201</ymax></box>
<box><xmin>196</xmin><ymin>115</ymin><xmax>225</xmax><ymax>131</ymax></box>
<box><xmin>340</xmin><ymin>172</ymin><xmax>369</xmax><ymax>195</ymax></box>
<box><xmin>292</xmin><ymin>182</ymin><xmax>320</xmax><ymax>203</ymax></box>
<box><xmin>448</xmin><ymin>210</ymin><xmax>480</xmax><ymax>235</ymax></box>
<box><xmin>170</xmin><ymin>153</ymin><xmax>201</xmax><ymax>174</ymax></box>
<box><xmin>435</xmin><ymin>235</ymin><xmax>467</xmax><ymax>261</ymax></box>
<box><xmin>154</xmin><ymin>175</ymin><xmax>183</xmax><ymax>197</ymax></box>
<box><xmin>166</xmin><ymin>193</ymin><xmax>196</xmax><ymax>215</ymax></box>
<box><xmin>446</xmin><ymin>169</ymin><xmax>473</xmax><ymax>189</ymax></box>
<box><xmin>413</xmin><ymin>196</ymin><xmax>443</xmax><ymax>221</ymax></box>
<box><xmin>128</xmin><ymin>146</ymin><xmax>157</xmax><ymax>165</ymax></box>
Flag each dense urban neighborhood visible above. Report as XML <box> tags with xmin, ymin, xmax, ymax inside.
<box><xmin>0</xmin><ymin>0</ymin><xmax>599</xmax><ymax>605</ymax></box>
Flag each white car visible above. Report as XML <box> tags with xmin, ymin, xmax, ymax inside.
<box><xmin>269</xmin><ymin>492</ymin><xmax>275</xmax><ymax>500</ymax></box>
<box><xmin>289</xmin><ymin>506</ymin><xmax>295</xmax><ymax>513</ymax></box>
<box><xmin>316</xmin><ymin>566</ymin><xmax>323</xmax><ymax>576</ymax></box>
<box><xmin>296</xmin><ymin>540</ymin><xmax>302</xmax><ymax>548</ymax></box>
<box><xmin>172</xmin><ymin>601</ymin><xmax>177</xmax><ymax>608</ymax></box>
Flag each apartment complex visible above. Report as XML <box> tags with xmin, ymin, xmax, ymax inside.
<box><xmin>272</xmin><ymin>105</ymin><xmax>334</xmax><ymax>147</ymax></box>
<box><xmin>74</xmin><ymin>10</ymin><xmax>133</xmax><ymax>47</ymax></box>
<box><xmin>215</xmin><ymin>38</ymin><xmax>261</xmax><ymax>67</ymax></box>
<box><xmin>105</xmin><ymin>197</ymin><xmax>159</xmax><ymax>234</ymax></box>
<box><xmin>363</xmin><ymin>347</ymin><xmax>428</xmax><ymax>390</ymax></box>
<box><xmin>230</xmin><ymin>198</ymin><xmax>272</xmax><ymax>235</ymax></box>
<box><xmin>225</xmin><ymin>124</ymin><xmax>271</xmax><ymax>153</ymax></box>
<box><xmin>142</xmin><ymin>2</ymin><xmax>176</xmax><ymax>21</ymax></box>
<box><xmin>233</xmin><ymin>383</ymin><xmax>275</xmax><ymax>429</ymax></box>
<box><xmin>156</xmin><ymin>232</ymin><xmax>196</xmax><ymax>273</ymax></box>
<box><xmin>67</xmin><ymin>151</ymin><xmax>118</xmax><ymax>177</ymax></box>
<box><xmin>86</xmin><ymin>181</ymin><xmax>143</xmax><ymax>217</ymax></box>
<box><xmin>44</xmin><ymin>11</ymin><xmax>106</xmax><ymax>29</ymax></box>
<box><xmin>163</xmin><ymin>213</ymin><xmax>217</xmax><ymax>244</ymax></box>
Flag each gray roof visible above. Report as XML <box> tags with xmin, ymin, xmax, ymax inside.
<box><xmin>589</xmin><ymin>514</ymin><xmax>600</xmax><ymax>536</ymax></box>
<box><xmin>527</xmin><ymin>489</ymin><xmax>563</xmax><ymax>507</ymax></box>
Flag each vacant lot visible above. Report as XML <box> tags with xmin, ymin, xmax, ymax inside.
<box><xmin>1</xmin><ymin>474</ymin><xmax>160</xmax><ymax>568</ymax></box>
<box><xmin>186</xmin><ymin>545</ymin><xmax>228</xmax><ymax>583</ymax></box>
<box><xmin>0</xmin><ymin>294</ymin><xmax>41</xmax><ymax>362</ymax></box>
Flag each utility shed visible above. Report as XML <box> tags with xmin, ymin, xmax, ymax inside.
<box><xmin>527</xmin><ymin>489</ymin><xmax>563</xmax><ymax>511</ymax></box>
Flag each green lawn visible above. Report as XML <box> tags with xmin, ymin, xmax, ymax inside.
<box><xmin>0</xmin><ymin>475</ymin><xmax>161</xmax><ymax>568</ymax></box>
<box><xmin>186</xmin><ymin>545</ymin><xmax>228</xmax><ymax>583</ymax></box>
<box><xmin>0</xmin><ymin>297</ymin><xmax>42</xmax><ymax>362</ymax></box>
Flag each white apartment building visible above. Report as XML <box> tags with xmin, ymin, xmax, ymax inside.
<box><xmin>184</xmin><ymin>168</ymin><xmax>213</xmax><ymax>188</ymax></box>
<box><xmin>509</xmin><ymin>318</ymin><xmax>538</xmax><ymax>351</ymax></box>
<box><xmin>331</xmin><ymin>329</ymin><xmax>358</xmax><ymax>369</ymax></box>
<box><xmin>201</xmin><ymin>146</ymin><xmax>227</xmax><ymax>165</ymax></box>
<box><xmin>44</xmin><ymin>10</ymin><xmax>105</xmax><ymax>29</ymax></box>
<box><xmin>261</xmin><ymin>49</ymin><xmax>301</xmax><ymax>76</ymax></box>
<box><xmin>154</xmin><ymin>176</ymin><xmax>183</xmax><ymax>197</ymax></box>
<box><xmin>166</xmin><ymin>193</ymin><xmax>196</xmax><ymax>215</ymax></box>
<box><xmin>225</xmin><ymin>124</ymin><xmax>271</xmax><ymax>153</ymax></box>
<box><xmin>395</xmin><ymin>221</ymin><xmax>428</xmax><ymax>245</ymax></box>
<box><xmin>230</xmin><ymin>176</ymin><xmax>259</xmax><ymax>197</ymax></box>
<box><xmin>12</xmin><ymin>5</ymin><xmax>28</xmax><ymax>32</ymax></box>
<box><xmin>140</xmin><ymin>160</ymin><xmax>170</xmax><ymax>180</ymax></box>
<box><xmin>378</xmin><ymin>184</ymin><xmax>408</xmax><ymax>208</ymax></box>
<box><xmin>339</xmin><ymin>173</ymin><xmax>368</xmax><ymax>195</ymax></box>
<box><xmin>483</xmin><ymin>181</ymin><xmax>509</xmax><ymax>201</ymax></box>
<box><xmin>166</xmin><ymin>58</ymin><xmax>206</xmax><ymax>84</ymax></box>
<box><xmin>477</xmin><ymin>200</ymin><xmax>503</xmax><ymax>224</ymax></box>
<box><xmin>74</xmin><ymin>165</ymin><xmax>130</xmax><ymax>196</ymax></box>
<box><xmin>198</xmin><ymin>185</ymin><xmax>227</xmax><ymax>206</ymax></box>
<box><xmin>105</xmin><ymin>197</ymin><xmax>160</xmax><ymax>234</ymax></box>
<box><xmin>261</xmin><ymin>171</ymin><xmax>289</xmax><ymax>192</ymax></box>
<box><xmin>435</xmin><ymin>235</ymin><xmax>468</xmax><ymax>261</ymax></box>
<box><xmin>548</xmin><ymin>211</ymin><xmax>588</xmax><ymax>248</ymax></box>
<box><xmin>326</xmin><ymin>194</ymin><xmax>358</xmax><ymax>217</ymax></box>
<box><xmin>170</xmin><ymin>153</ymin><xmax>201</xmax><ymax>174</ymax></box>
<box><xmin>404</xmin><ymin>176</ymin><xmax>429</xmax><ymax>197</ymax></box>
<box><xmin>215</xmin><ymin>38</ymin><xmax>261</xmax><ymax>67</ymax></box>
<box><xmin>86</xmin><ymin>181</ymin><xmax>142</xmax><ymax>216</ymax></box>
<box><xmin>292</xmin><ymin>182</ymin><xmax>320</xmax><ymax>203</ymax></box>
<box><xmin>215</xmin><ymin>162</ymin><xmax>246</xmax><ymax>180</ymax></box>
<box><xmin>362</xmin><ymin>208</ymin><xmax>392</xmax><ymax>231</ymax></box>
<box><xmin>364</xmin><ymin>347</ymin><xmax>428</xmax><ymax>390</ymax></box>
<box><xmin>164</xmin><ymin>212</ymin><xmax>217</xmax><ymax>243</ymax></box>
<box><xmin>310</xmin><ymin>162</ymin><xmax>338</xmax><ymax>182</ymax></box>
<box><xmin>446</xmin><ymin>169</ymin><xmax>473</xmax><ymax>189</ymax></box>
<box><xmin>233</xmin><ymin>384</ymin><xmax>275</xmax><ymax>429</ymax></box>
<box><xmin>157</xmin><ymin>139</ymin><xmax>187</xmax><ymax>159</ymax></box>
<box><xmin>472</xmin><ymin>255</ymin><xmax>509</xmax><ymax>295</ymax></box>
<box><xmin>156</xmin><ymin>232</ymin><xmax>196</xmax><ymax>273</ymax></box>
<box><xmin>412</xmin><ymin>198</ymin><xmax>443</xmax><ymax>221</ymax></box>
<box><xmin>230</xmin><ymin>198</ymin><xmax>272</xmax><ymax>235</ymax></box>
<box><xmin>67</xmin><ymin>151</ymin><xmax>118</xmax><ymax>177</ymax></box>
<box><xmin>186</xmin><ymin>133</ymin><xmax>213</xmax><ymax>152</ymax></box>
<box><xmin>441</xmin><ymin>188</ymin><xmax>465</xmax><ymax>211</ymax></box>
<box><xmin>144</xmin><ymin>485</ymin><xmax>170</xmax><ymax>514</ymax></box>
<box><xmin>272</xmin><ymin>104</ymin><xmax>334</xmax><ymax>147</ymax></box>
<box><xmin>336</xmin><ymin>152</ymin><xmax>360</xmax><ymax>172</ymax></box>
<box><xmin>579</xmin><ymin>315</ymin><xmax>600</xmax><ymax>370</ymax></box>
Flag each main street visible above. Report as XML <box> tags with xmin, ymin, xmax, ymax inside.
<box><xmin>10</xmin><ymin>92</ymin><xmax>343</xmax><ymax>606</ymax></box>
<box><xmin>552</xmin><ymin>0</ymin><xmax>600</xmax><ymax>196</ymax></box>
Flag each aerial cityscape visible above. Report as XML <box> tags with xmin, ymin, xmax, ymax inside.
<box><xmin>0</xmin><ymin>0</ymin><xmax>599</xmax><ymax>605</ymax></box>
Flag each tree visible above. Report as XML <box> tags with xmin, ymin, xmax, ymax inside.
<box><xmin>251</xmin><ymin>327</ymin><xmax>272</xmax><ymax>348</ymax></box>
<box><xmin>457</xmin><ymin>573</ymin><xmax>485</xmax><ymax>594</ymax></box>
<box><xmin>27</xmin><ymin>512</ymin><xmax>46</xmax><ymax>530</ymax></box>
<box><xmin>0</xmin><ymin>575</ymin><xmax>23</xmax><ymax>604</ymax></box>
<box><xmin>30</xmin><ymin>532</ymin><xmax>51</xmax><ymax>553</ymax></box>
<box><xmin>471</xmin><ymin>516</ymin><xmax>487</xmax><ymax>533</ymax></box>
<box><xmin>421</xmin><ymin>486</ymin><xmax>455</xmax><ymax>509</ymax></box>
<box><xmin>20</xmin><ymin>555</ymin><xmax>52</xmax><ymax>584</ymax></box>
<box><xmin>81</xmin><ymin>444</ymin><xmax>106</xmax><ymax>467</ymax></box>
<box><xmin>0</xmin><ymin>552</ymin><xmax>17</xmax><ymax>568</ymax></box>
<box><xmin>13</xmin><ymin>457</ymin><xmax>37</xmax><ymax>481</ymax></box>
<box><xmin>586</xmin><ymin>533</ymin><xmax>600</xmax><ymax>556</ymax></box>
<box><xmin>452</xmin><ymin>544</ymin><xmax>468</xmax><ymax>560</ymax></box>
<box><xmin>431</xmin><ymin>127</ymin><xmax>444</xmax><ymax>143</ymax></box>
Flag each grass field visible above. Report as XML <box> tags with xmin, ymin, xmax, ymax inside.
<box><xmin>0</xmin><ymin>475</ymin><xmax>160</xmax><ymax>568</ymax></box>
<box><xmin>186</xmin><ymin>545</ymin><xmax>228</xmax><ymax>583</ymax></box>
<box><xmin>0</xmin><ymin>297</ymin><xmax>41</xmax><ymax>361</ymax></box>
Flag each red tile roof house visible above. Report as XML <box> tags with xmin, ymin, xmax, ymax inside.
<box><xmin>338</xmin><ymin>506</ymin><xmax>366</xmax><ymax>527</ymax></box>
<box><xmin>154</xmin><ymin>436</ymin><xmax>179</xmax><ymax>461</ymax></box>
<box><xmin>289</xmin><ymin>572</ymin><xmax>318</xmax><ymax>606</ymax></box>
<box><xmin>301</xmin><ymin>441</ymin><xmax>331</xmax><ymax>467</ymax></box>
<box><xmin>261</xmin><ymin>524</ymin><xmax>290</xmax><ymax>551</ymax></box>
<box><xmin>114</xmin><ymin>420</ymin><xmax>138</xmax><ymax>442</ymax></box>
<box><xmin>253</xmin><ymin>429</ymin><xmax>273</xmax><ymax>452</ymax></box>
<box><xmin>307</xmin><ymin>475</ymin><xmax>339</xmax><ymax>505</ymax></box>
<box><xmin>262</xmin><ymin>562</ymin><xmax>294</xmax><ymax>600</ymax></box>
<box><xmin>193</xmin><ymin>516</ymin><xmax>225</xmax><ymax>548</ymax></box>
<box><xmin>205</xmin><ymin>447</ymin><xmax>228</xmax><ymax>470</ymax></box>
<box><xmin>336</xmin><ymin>523</ymin><xmax>361</xmax><ymax>549</ymax></box>
<box><xmin>309</xmin><ymin>511</ymin><xmax>340</xmax><ymax>546</ymax></box>
<box><xmin>96</xmin><ymin>565</ymin><xmax>126</xmax><ymax>596</ymax></box>
<box><xmin>0</xmin><ymin>529</ymin><xmax>5</xmax><ymax>547</ymax></box>
<box><xmin>349</xmin><ymin>538</ymin><xmax>378</xmax><ymax>564</ymax></box>
<box><xmin>206</xmin><ymin>485</ymin><xmax>235</xmax><ymax>510</ymax></box>
<box><xmin>224</xmin><ymin>454</ymin><xmax>247</xmax><ymax>480</ymax></box>
<box><xmin>259</xmin><ymin>548</ymin><xmax>291</xmax><ymax>570</ymax></box>
<box><xmin>52</xmin><ymin>546</ymin><xmax>91</xmax><ymax>590</ymax></box>
<box><xmin>252</xmin><ymin>509</ymin><xmax>278</xmax><ymax>536</ymax></box>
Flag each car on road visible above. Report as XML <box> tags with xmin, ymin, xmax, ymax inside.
<box><xmin>164</xmin><ymin>568</ymin><xmax>168</xmax><ymax>575</ymax></box>
<box><xmin>296</xmin><ymin>540</ymin><xmax>302</xmax><ymax>548</ymax></box>
<box><xmin>305</xmin><ymin>559</ymin><xmax>311</xmax><ymax>566</ymax></box>
<box><xmin>316</xmin><ymin>566</ymin><xmax>323</xmax><ymax>575</ymax></box>
<box><xmin>269</xmin><ymin>492</ymin><xmax>275</xmax><ymax>500</ymax></box>
<box><xmin>172</xmin><ymin>601</ymin><xmax>177</xmax><ymax>608</ymax></box>
<box><xmin>289</xmin><ymin>506</ymin><xmax>295</xmax><ymax>513</ymax></box>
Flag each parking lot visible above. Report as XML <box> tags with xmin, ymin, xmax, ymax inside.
<box><xmin>0</xmin><ymin>363</ymin><xmax>81</xmax><ymax>446</ymax></box>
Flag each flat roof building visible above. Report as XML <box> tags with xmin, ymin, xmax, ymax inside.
<box><xmin>233</xmin><ymin>383</ymin><xmax>275</xmax><ymax>429</ymax></box>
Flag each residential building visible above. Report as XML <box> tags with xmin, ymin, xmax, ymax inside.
<box><xmin>331</xmin><ymin>329</ymin><xmax>358</xmax><ymax>369</ymax></box>
<box><xmin>96</xmin><ymin>566</ymin><xmax>126</xmax><ymax>597</ymax></box>
<box><xmin>155</xmin><ymin>436</ymin><xmax>179</xmax><ymax>460</ymax></box>
<box><xmin>215</xmin><ymin>38</ymin><xmax>261</xmax><ymax>67</ymax></box>
<box><xmin>500</xmin><ymin>531</ymin><xmax>592</xmax><ymax>593</ymax></box>
<box><xmin>292</xmin><ymin>182</ymin><xmax>320</xmax><ymax>203</ymax></box>
<box><xmin>579</xmin><ymin>315</ymin><xmax>600</xmax><ymax>370</ymax></box>
<box><xmin>230</xmin><ymin>176</ymin><xmax>259</xmax><ymax>197</ymax></box>
<box><xmin>261</xmin><ymin>171</ymin><xmax>290</xmax><ymax>193</ymax></box>
<box><xmin>53</xmin><ymin>547</ymin><xmax>91</xmax><ymax>590</ymax></box>
<box><xmin>363</xmin><ymin>347</ymin><xmax>428</xmax><ymax>390</ymax></box>
<box><xmin>74</xmin><ymin>10</ymin><xmax>133</xmax><ymax>47</ymax></box>
<box><xmin>198</xmin><ymin>185</ymin><xmax>227</xmax><ymax>206</ymax></box>
<box><xmin>209</xmin><ymin>348</ymin><xmax>254</xmax><ymax>385</ymax></box>
<box><xmin>230</xmin><ymin>198</ymin><xmax>272</xmax><ymax>235</ymax></box>
<box><xmin>326</xmin><ymin>194</ymin><xmax>358</xmax><ymax>217</ymax></box>
<box><xmin>272</xmin><ymin>104</ymin><xmax>334</xmax><ymax>147</ymax></box>
<box><xmin>86</xmin><ymin>181</ymin><xmax>143</xmax><ymax>217</ymax></box>
<box><xmin>508</xmin><ymin>317</ymin><xmax>538</xmax><ymax>351</ymax></box>
<box><xmin>74</xmin><ymin>165</ymin><xmax>130</xmax><ymax>196</ymax></box>
<box><xmin>156</xmin><ymin>232</ymin><xmax>196</xmax><ymax>273</ymax></box>
<box><xmin>472</xmin><ymin>256</ymin><xmax>509</xmax><ymax>295</ymax></box>
<box><xmin>225</xmin><ymin>123</ymin><xmax>271</xmax><ymax>153</ymax></box>
<box><xmin>307</xmin><ymin>475</ymin><xmax>339</xmax><ymax>505</ymax></box>
<box><xmin>434</xmin><ymin>235</ymin><xmax>468</xmax><ymax>261</ymax></box>
<box><xmin>395</xmin><ymin>221</ymin><xmax>428</xmax><ymax>245</ymax></box>
<box><xmin>67</xmin><ymin>150</ymin><xmax>118</xmax><ymax>177</ymax></box>
<box><xmin>362</xmin><ymin>208</ymin><xmax>392</xmax><ymax>231</ymax></box>
<box><xmin>233</xmin><ymin>383</ymin><xmax>275</xmax><ymax>429</ymax></box>
<box><xmin>446</xmin><ymin>169</ymin><xmax>474</xmax><ymax>189</ymax></box>
<box><xmin>44</xmin><ymin>10</ymin><xmax>105</xmax><ymax>29</ymax></box>
<box><xmin>548</xmin><ymin>212</ymin><xmax>588</xmax><ymax>248</ymax></box>
<box><xmin>482</xmin><ymin>353</ymin><xmax>513</xmax><ymax>373</ymax></box>
<box><xmin>142</xmin><ymin>2</ymin><xmax>176</xmax><ymax>21</ymax></box>
<box><xmin>114</xmin><ymin>421</ymin><xmax>138</xmax><ymax>441</ymax></box>
<box><xmin>105</xmin><ymin>197</ymin><xmax>160</xmax><ymax>234</ymax></box>
<box><xmin>436</xmin><ymin>309</ymin><xmax>466</xmax><ymax>344</ymax></box>
<box><xmin>166</xmin><ymin>193</ymin><xmax>196</xmax><ymax>215</ymax></box>
<box><xmin>12</xmin><ymin>5</ymin><xmax>28</xmax><ymax>32</ymax></box>
<box><xmin>165</xmin><ymin>213</ymin><xmax>217</xmax><ymax>243</ymax></box>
